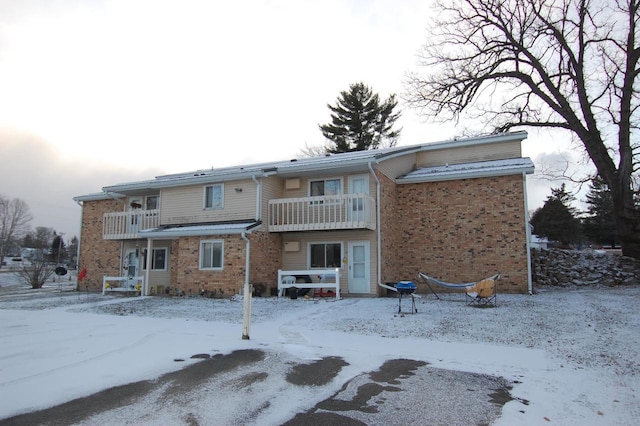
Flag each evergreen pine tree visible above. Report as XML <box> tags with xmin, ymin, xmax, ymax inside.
<box><xmin>583</xmin><ymin>177</ymin><xmax>618</xmax><ymax>248</ymax></box>
<box><xmin>530</xmin><ymin>184</ymin><xmax>582</xmax><ymax>246</ymax></box>
<box><xmin>319</xmin><ymin>82</ymin><xmax>401</xmax><ymax>153</ymax></box>
<box><xmin>51</xmin><ymin>234</ymin><xmax>66</xmax><ymax>263</ymax></box>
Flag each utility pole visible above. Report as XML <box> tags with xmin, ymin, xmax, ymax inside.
<box><xmin>56</xmin><ymin>233</ymin><xmax>65</xmax><ymax>265</ymax></box>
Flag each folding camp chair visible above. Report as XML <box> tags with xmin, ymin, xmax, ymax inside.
<box><xmin>465</xmin><ymin>276</ymin><xmax>498</xmax><ymax>307</ymax></box>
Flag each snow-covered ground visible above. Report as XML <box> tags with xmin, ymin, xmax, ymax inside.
<box><xmin>1</xmin><ymin>271</ymin><xmax>639</xmax><ymax>425</ymax></box>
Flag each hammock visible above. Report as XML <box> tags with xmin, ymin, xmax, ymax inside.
<box><xmin>418</xmin><ymin>272</ymin><xmax>501</xmax><ymax>306</ymax></box>
<box><xmin>418</xmin><ymin>272</ymin><xmax>500</xmax><ymax>289</ymax></box>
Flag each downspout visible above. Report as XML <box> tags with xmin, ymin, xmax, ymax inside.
<box><xmin>241</xmin><ymin>231</ymin><xmax>252</xmax><ymax>339</ymax></box>
<box><xmin>368</xmin><ymin>162</ymin><xmax>384</xmax><ymax>294</ymax></box>
<box><xmin>523</xmin><ymin>172</ymin><xmax>533</xmax><ymax>295</ymax></box>
<box><xmin>74</xmin><ymin>200</ymin><xmax>83</xmax><ymax>291</ymax></box>
<box><xmin>252</xmin><ymin>175</ymin><xmax>261</xmax><ymax>221</ymax></box>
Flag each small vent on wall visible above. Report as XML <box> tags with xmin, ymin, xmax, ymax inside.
<box><xmin>285</xmin><ymin>178</ymin><xmax>301</xmax><ymax>190</ymax></box>
<box><xmin>284</xmin><ymin>241</ymin><xmax>300</xmax><ymax>252</ymax></box>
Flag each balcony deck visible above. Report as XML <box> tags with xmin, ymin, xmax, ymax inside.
<box><xmin>268</xmin><ymin>194</ymin><xmax>376</xmax><ymax>232</ymax></box>
<box><xmin>103</xmin><ymin>209</ymin><xmax>160</xmax><ymax>240</ymax></box>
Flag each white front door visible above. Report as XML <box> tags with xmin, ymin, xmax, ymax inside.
<box><xmin>348</xmin><ymin>174</ymin><xmax>369</xmax><ymax>222</ymax></box>
<box><xmin>124</xmin><ymin>248</ymin><xmax>139</xmax><ymax>289</ymax></box>
<box><xmin>127</xmin><ymin>197</ymin><xmax>143</xmax><ymax>234</ymax></box>
<box><xmin>348</xmin><ymin>241</ymin><xmax>370</xmax><ymax>293</ymax></box>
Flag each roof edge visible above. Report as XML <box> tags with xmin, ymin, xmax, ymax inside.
<box><xmin>396</xmin><ymin>158</ymin><xmax>535</xmax><ymax>184</ymax></box>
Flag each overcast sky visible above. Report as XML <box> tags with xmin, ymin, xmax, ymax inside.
<box><xmin>0</xmin><ymin>0</ymin><xmax>585</xmax><ymax>241</ymax></box>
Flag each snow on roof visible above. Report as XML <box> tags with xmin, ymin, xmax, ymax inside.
<box><xmin>397</xmin><ymin>157</ymin><xmax>535</xmax><ymax>183</ymax></box>
<box><xmin>78</xmin><ymin>131</ymin><xmax>528</xmax><ymax>196</ymax></box>
<box><xmin>138</xmin><ymin>221</ymin><xmax>260</xmax><ymax>238</ymax></box>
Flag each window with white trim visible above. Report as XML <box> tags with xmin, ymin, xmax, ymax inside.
<box><xmin>309</xmin><ymin>242</ymin><xmax>342</xmax><ymax>268</ymax></box>
<box><xmin>142</xmin><ymin>248</ymin><xmax>168</xmax><ymax>271</ymax></box>
<box><xmin>200</xmin><ymin>240</ymin><xmax>224</xmax><ymax>270</ymax></box>
<box><xmin>309</xmin><ymin>178</ymin><xmax>342</xmax><ymax>197</ymax></box>
<box><xmin>145</xmin><ymin>195</ymin><xmax>159</xmax><ymax>210</ymax></box>
<box><xmin>204</xmin><ymin>184</ymin><xmax>224</xmax><ymax>210</ymax></box>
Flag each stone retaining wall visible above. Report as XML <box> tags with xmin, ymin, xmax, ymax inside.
<box><xmin>531</xmin><ymin>248</ymin><xmax>639</xmax><ymax>287</ymax></box>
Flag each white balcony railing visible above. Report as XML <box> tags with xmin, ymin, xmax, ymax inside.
<box><xmin>103</xmin><ymin>209</ymin><xmax>160</xmax><ymax>240</ymax></box>
<box><xmin>268</xmin><ymin>194</ymin><xmax>376</xmax><ymax>232</ymax></box>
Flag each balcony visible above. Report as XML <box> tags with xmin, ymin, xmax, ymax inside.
<box><xmin>103</xmin><ymin>210</ymin><xmax>160</xmax><ymax>240</ymax></box>
<box><xmin>268</xmin><ymin>194</ymin><xmax>376</xmax><ymax>232</ymax></box>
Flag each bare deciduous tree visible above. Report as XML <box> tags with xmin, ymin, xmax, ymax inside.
<box><xmin>16</xmin><ymin>252</ymin><xmax>54</xmax><ymax>289</ymax></box>
<box><xmin>405</xmin><ymin>0</ymin><xmax>640</xmax><ymax>258</ymax></box>
<box><xmin>0</xmin><ymin>195</ymin><xmax>32</xmax><ymax>267</ymax></box>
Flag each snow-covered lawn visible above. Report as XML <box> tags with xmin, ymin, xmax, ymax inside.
<box><xmin>1</xmin><ymin>274</ymin><xmax>638</xmax><ymax>425</ymax></box>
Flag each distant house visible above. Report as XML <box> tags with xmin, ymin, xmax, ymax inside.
<box><xmin>73</xmin><ymin>131</ymin><xmax>535</xmax><ymax>296</ymax></box>
<box><xmin>530</xmin><ymin>234</ymin><xmax>550</xmax><ymax>249</ymax></box>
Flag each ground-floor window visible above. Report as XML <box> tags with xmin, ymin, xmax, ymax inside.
<box><xmin>200</xmin><ymin>240</ymin><xmax>224</xmax><ymax>270</ymax></box>
<box><xmin>142</xmin><ymin>248</ymin><xmax>167</xmax><ymax>271</ymax></box>
<box><xmin>309</xmin><ymin>242</ymin><xmax>342</xmax><ymax>268</ymax></box>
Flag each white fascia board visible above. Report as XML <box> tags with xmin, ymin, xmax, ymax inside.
<box><xmin>139</xmin><ymin>222</ymin><xmax>261</xmax><ymax>239</ymax></box>
<box><xmin>72</xmin><ymin>192</ymin><xmax>125</xmax><ymax>202</ymax></box>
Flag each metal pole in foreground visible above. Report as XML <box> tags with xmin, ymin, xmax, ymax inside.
<box><xmin>242</xmin><ymin>282</ymin><xmax>252</xmax><ymax>340</ymax></box>
<box><xmin>241</xmin><ymin>232</ymin><xmax>252</xmax><ymax>340</ymax></box>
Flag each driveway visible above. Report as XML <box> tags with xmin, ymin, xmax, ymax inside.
<box><xmin>1</xmin><ymin>347</ymin><xmax>512</xmax><ymax>425</ymax></box>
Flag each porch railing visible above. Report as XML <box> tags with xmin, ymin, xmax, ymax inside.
<box><xmin>103</xmin><ymin>209</ymin><xmax>160</xmax><ymax>240</ymax></box>
<box><xmin>277</xmin><ymin>268</ymin><xmax>340</xmax><ymax>300</ymax></box>
<box><xmin>102</xmin><ymin>275</ymin><xmax>144</xmax><ymax>295</ymax></box>
<box><xmin>268</xmin><ymin>194</ymin><xmax>376</xmax><ymax>232</ymax></box>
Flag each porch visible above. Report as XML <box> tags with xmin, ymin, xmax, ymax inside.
<box><xmin>277</xmin><ymin>268</ymin><xmax>341</xmax><ymax>300</ymax></box>
<box><xmin>103</xmin><ymin>209</ymin><xmax>160</xmax><ymax>240</ymax></box>
<box><xmin>102</xmin><ymin>275</ymin><xmax>144</xmax><ymax>295</ymax></box>
<box><xmin>268</xmin><ymin>194</ymin><xmax>376</xmax><ymax>232</ymax></box>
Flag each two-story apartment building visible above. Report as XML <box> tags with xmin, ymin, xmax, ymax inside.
<box><xmin>73</xmin><ymin>131</ymin><xmax>535</xmax><ymax>297</ymax></box>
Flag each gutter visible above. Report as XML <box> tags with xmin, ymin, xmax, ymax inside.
<box><xmin>252</xmin><ymin>175</ymin><xmax>261</xmax><ymax>221</ymax></box>
<box><xmin>523</xmin><ymin>171</ymin><xmax>533</xmax><ymax>295</ymax></box>
<box><xmin>368</xmin><ymin>162</ymin><xmax>384</xmax><ymax>295</ymax></box>
<box><xmin>74</xmin><ymin>199</ymin><xmax>83</xmax><ymax>291</ymax></box>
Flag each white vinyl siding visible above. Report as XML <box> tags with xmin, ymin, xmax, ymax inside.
<box><xmin>281</xmin><ymin>230</ymin><xmax>378</xmax><ymax>294</ymax></box>
<box><xmin>260</xmin><ymin>176</ymin><xmax>284</xmax><ymax>222</ymax></box>
<box><xmin>417</xmin><ymin>141</ymin><xmax>522</xmax><ymax>168</ymax></box>
<box><xmin>159</xmin><ymin>180</ymin><xmax>257</xmax><ymax>225</ymax></box>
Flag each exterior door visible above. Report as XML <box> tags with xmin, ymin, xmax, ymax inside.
<box><xmin>124</xmin><ymin>248</ymin><xmax>139</xmax><ymax>289</ymax></box>
<box><xmin>127</xmin><ymin>197</ymin><xmax>143</xmax><ymax>234</ymax></box>
<box><xmin>348</xmin><ymin>174</ymin><xmax>369</xmax><ymax>222</ymax></box>
<box><xmin>348</xmin><ymin>241</ymin><xmax>370</xmax><ymax>293</ymax></box>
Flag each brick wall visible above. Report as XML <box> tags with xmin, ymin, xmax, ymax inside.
<box><xmin>168</xmin><ymin>230</ymin><xmax>281</xmax><ymax>296</ymax></box>
<box><xmin>248</xmin><ymin>229</ymin><xmax>282</xmax><ymax>294</ymax></box>
<box><xmin>78</xmin><ymin>199</ymin><xmax>122</xmax><ymax>291</ymax></box>
<box><xmin>378</xmin><ymin>171</ymin><xmax>400</xmax><ymax>293</ymax></box>
<box><xmin>392</xmin><ymin>175</ymin><xmax>530</xmax><ymax>293</ymax></box>
<box><xmin>172</xmin><ymin>235</ymin><xmax>246</xmax><ymax>296</ymax></box>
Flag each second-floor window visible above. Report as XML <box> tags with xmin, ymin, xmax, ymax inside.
<box><xmin>204</xmin><ymin>184</ymin><xmax>224</xmax><ymax>210</ymax></box>
<box><xmin>145</xmin><ymin>195</ymin><xmax>159</xmax><ymax>210</ymax></box>
<box><xmin>309</xmin><ymin>178</ymin><xmax>342</xmax><ymax>197</ymax></box>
